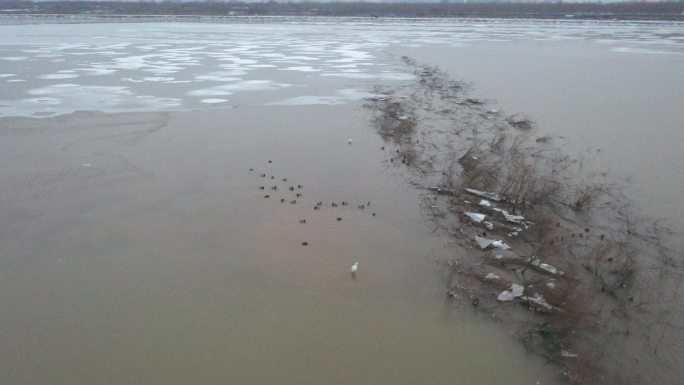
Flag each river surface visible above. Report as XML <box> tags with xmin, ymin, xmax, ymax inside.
<box><xmin>0</xmin><ymin>18</ymin><xmax>682</xmax><ymax>385</ymax></box>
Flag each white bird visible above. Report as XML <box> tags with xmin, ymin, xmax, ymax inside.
<box><xmin>351</xmin><ymin>262</ymin><xmax>359</xmax><ymax>274</ymax></box>
<box><xmin>347</xmin><ymin>138</ymin><xmax>352</xmax><ymax>144</ymax></box>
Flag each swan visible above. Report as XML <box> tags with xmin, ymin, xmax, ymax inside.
<box><xmin>351</xmin><ymin>262</ymin><xmax>359</xmax><ymax>274</ymax></box>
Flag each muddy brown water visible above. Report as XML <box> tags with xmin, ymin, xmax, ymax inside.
<box><xmin>1</xmin><ymin>18</ymin><xmax>682</xmax><ymax>385</ymax></box>
<box><xmin>0</xmin><ymin>106</ymin><xmax>559</xmax><ymax>384</ymax></box>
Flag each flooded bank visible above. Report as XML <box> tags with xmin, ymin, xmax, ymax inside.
<box><xmin>364</xmin><ymin>59</ymin><xmax>683</xmax><ymax>384</ymax></box>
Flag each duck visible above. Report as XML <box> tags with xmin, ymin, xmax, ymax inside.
<box><xmin>299</xmin><ymin>219</ymin><xmax>306</xmax><ymax>224</ymax></box>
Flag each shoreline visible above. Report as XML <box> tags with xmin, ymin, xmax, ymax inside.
<box><xmin>1</xmin><ymin>13</ymin><xmax>683</xmax><ymax>24</ymax></box>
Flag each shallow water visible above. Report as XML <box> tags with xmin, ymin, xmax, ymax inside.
<box><xmin>1</xmin><ymin>18</ymin><xmax>682</xmax><ymax>385</ymax></box>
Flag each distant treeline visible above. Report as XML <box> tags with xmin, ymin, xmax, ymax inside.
<box><xmin>1</xmin><ymin>1</ymin><xmax>683</xmax><ymax>20</ymax></box>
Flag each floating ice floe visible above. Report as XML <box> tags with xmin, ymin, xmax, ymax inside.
<box><xmin>483</xmin><ymin>221</ymin><xmax>494</xmax><ymax>230</ymax></box>
<box><xmin>465</xmin><ymin>212</ymin><xmax>485</xmax><ymax>223</ymax></box>
<box><xmin>497</xmin><ymin>283</ymin><xmax>525</xmax><ymax>302</ymax></box>
<box><xmin>561</xmin><ymin>350</ymin><xmax>579</xmax><ymax>358</ymax></box>
<box><xmin>38</xmin><ymin>73</ymin><xmax>80</xmax><ymax>80</ymax></box>
<box><xmin>479</xmin><ymin>199</ymin><xmax>492</xmax><ymax>207</ymax></box>
<box><xmin>492</xmin><ymin>208</ymin><xmax>525</xmax><ymax>224</ymax></box>
<box><xmin>200</xmin><ymin>98</ymin><xmax>228</xmax><ymax>104</ymax></box>
<box><xmin>465</xmin><ymin>188</ymin><xmax>502</xmax><ymax>202</ymax></box>
<box><xmin>526</xmin><ymin>294</ymin><xmax>554</xmax><ymax>311</ymax></box>
<box><xmin>531</xmin><ymin>258</ymin><xmax>563</xmax><ymax>275</ymax></box>
<box><xmin>484</xmin><ymin>272</ymin><xmax>500</xmax><ymax>280</ymax></box>
<box><xmin>475</xmin><ymin>236</ymin><xmax>510</xmax><ymax>250</ymax></box>
<box><xmin>491</xmin><ymin>240</ymin><xmax>510</xmax><ymax>249</ymax></box>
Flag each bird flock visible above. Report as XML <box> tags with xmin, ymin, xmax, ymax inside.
<box><xmin>250</xmin><ymin>154</ymin><xmax>376</xmax><ymax>275</ymax></box>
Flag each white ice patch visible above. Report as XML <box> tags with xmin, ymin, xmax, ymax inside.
<box><xmin>24</xmin><ymin>97</ymin><xmax>62</xmax><ymax>105</ymax></box>
<box><xmin>200</xmin><ymin>98</ymin><xmax>228</xmax><ymax>104</ymax></box>
<box><xmin>38</xmin><ymin>74</ymin><xmax>80</xmax><ymax>80</ymax></box>
<box><xmin>195</xmin><ymin>70</ymin><xmax>247</xmax><ymax>81</ymax></box>
<box><xmin>465</xmin><ymin>212</ymin><xmax>485</xmax><ymax>223</ymax></box>
<box><xmin>531</xmin><ymin>258</ymin><xmax>563</xmax><ymax>275</ymax></box>
<box><xmin>1</xmin><ymin>57</ymin><xmax>28</xmax><ymax>61</ymax></box>
<box><xmin>613</xmin><ymin>47</ymin><xmax>679</xmax><ymax>55</ymax></box>
<box><xmin>246</xmin><ymin>64</ymin><xmax>278</xmax><ymax>68</ymax></box>
<box><xmin>496</xmin><ymin>209</ymin><xmax>525</xmax><ymax>224</ymax></box>
<box><xmin>267</xmin><ymin>89</ymin><xmax>376</xmax><ymax>106</ymax></box>
<box><xmin>321</xmin><ymin>72</ymin><xmax>414</xmax><ymax>80</ymax></box>
<box><xmin>3</xmin><ymin>83</ymin><xmax>182</xmax><ymax>117</ymax></box>
<box><xmin>280</xmin><ymin>66</ymin><xmax>321</xmax><ymax>72</ymax></box>
<box><xmin>188</xmin><ymin>80</ymin><xmax>291</xmax><ymax>97</ymax></box>
<box><xmin>0</xmin><ymin>74</ymin><xmax>15</xmax><ymax>78</ymax></box>
<box><xmin>122</xmin><ymin>77</ymin><xmax>176</xmax><ymax>83</ymax></box>
<box><xmin>474</xmin><ymin>236</ymin><xmax>511</xmax><ymax>250</ymax></box>
<box><xmin>465</xmin><ymin>188</ymin><xmax>502</xmax><ymax>202</ymax></box>
<box><xmin>497</xmin><ymin>283</ymin><xmax>525</xmax><ymax>302</ymax></box>
<box><xmin>484</xmin><ymin>272</ymin><xmax>500</xmax><ymax>280</ymax></box>
<box><xmin>76</xmin><ymin>68</ymin><xmax>118</xmax><ymax>76</ymax></box>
